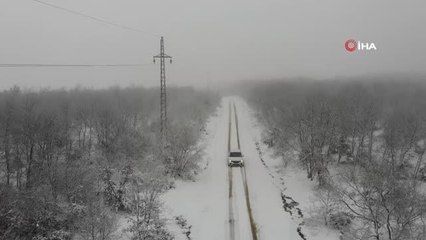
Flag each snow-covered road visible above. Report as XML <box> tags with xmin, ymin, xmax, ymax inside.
<box><xmin>232</xmin><ymin>98</ymin><xmax>300</xmax><ymax>240</ymax></box>
<box><xmin>162</xmin><ymin>97</ymin><xmax>337</xmax><ymax>240</ymax></box>
<box><xmin>229</xmin><ymin>167</ymin><xmax>253</xmax><ymax>240</ymax></box>
<box><xmin>228</xmin><ymin>101</ymin><xmax>256</xmax><ymax>240</ymax></box>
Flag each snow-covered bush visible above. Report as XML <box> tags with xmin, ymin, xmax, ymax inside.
<box><xmin>310</xmin><ymin>187</ymin><xmax>339</xmax><ymax>226</ymax></box>
<box><xmin>175</xmin><ymin>215</ymin><xmax>192</xmax><ymax>239</ymax></box>
<box><xmin>126</xmin><ymin>175</ymin><xmax>172</xmax><ymax>240</ymax></box>
<box><xmin>158</xmin><ymin>123</ymin><xmax>203</xmax><ymax>179</ymax></box>
<box><xmin>329</xmin><ymin>212</ymin><xmax>352</xmax><ymax>230</ymax></box>
<box><xmin>77</xmin><ymin>197</ymin><xmax>118</xmax><ymax>240</ymax></box>
<box><xmin>0</xmin><ymin>185</ymin><xmax>74</xmax><ymax>240</ymax></box>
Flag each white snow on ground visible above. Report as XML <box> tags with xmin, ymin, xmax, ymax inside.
<box><xmin>238</xmin><ymin>98</ymin><xmax>340</xmax><ymax>240</ymax></box>
<box><xmin>234</xmin><ymin>97</ymin><xmax>302</xmax><ymax>240</ymax></box>
<box><xmin>162</xmin><ymin>98</ymin><xmax>229</xmax><ymax>240</ymax></box>
<box><xmin>229</xmin><ymin>102</ymin><xmax>253</xmax><ymax>240</ymax></box>
<box><xmin>162</xmin><ymin>96</ymin><xmax>340</xmax><ymax>240</ymax></box>
<box><xmin>230</xmin><ymin>168</ymin><xmax>253</xmax><ymax>240</ymax></box>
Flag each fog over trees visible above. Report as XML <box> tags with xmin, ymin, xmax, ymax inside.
<box><xmin>0</xmin><ymin>86</ymin><xmax>219</xmax><ymax>240</ymax></box>
<box><xmin>244</xmin><ymin>79</ymin><xmax>426</xmax><ymax>240</ymax></box>
<box><xmin>1</xmin><ymin>78</ymin><xmax>426</xmax><ymax>240</ymax></box>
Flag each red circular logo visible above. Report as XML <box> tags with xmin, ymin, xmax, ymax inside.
<box><xmin>345</xmin><ymin>39</ymin><xmax>357</xmax><ymax>52</ymax></box>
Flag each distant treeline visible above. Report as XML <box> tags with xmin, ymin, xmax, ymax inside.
<box><xmin>244</xmin><ymin>79</ymin><xmax>426</xmax><ymax>239</ymax></box>
<box><xmin>0</xmin><ymin>86</ymin><xmax>220</xmax><ymax>240</ymax></box>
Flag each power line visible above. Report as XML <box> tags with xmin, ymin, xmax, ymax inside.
<box><xmin>0</xmin><ymin>63</ymin><xmax>153</xmax><ymax>68</ymax></box>
<box><xmin>32</xmin><ymin>0</ymin><xmax>159</xmax><ymax>36</ymax></box>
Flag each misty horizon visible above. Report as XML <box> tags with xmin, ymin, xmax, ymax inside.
<box><xmin>1</xmin><ymin>0</ymin><xmax>426</xmax><ymax>90</ymax></box>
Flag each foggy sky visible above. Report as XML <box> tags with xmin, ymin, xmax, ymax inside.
<box><xmin>1</xmin><ymin>0</ymin><xmax>425</xmax><ymax>90</ymax></box>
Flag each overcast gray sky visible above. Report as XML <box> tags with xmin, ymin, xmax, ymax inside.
<box><xmin>1</xmin><ymin>0</ymin><xmax>425</xmax><ymax>90</ymax></box>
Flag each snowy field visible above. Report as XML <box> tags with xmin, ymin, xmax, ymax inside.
<box><xmin>162</xmin><ymin>97</ymin><xmax>340</xmax><ymax>240</ymax></box>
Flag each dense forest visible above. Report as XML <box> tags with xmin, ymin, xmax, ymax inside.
<box><xmin>0</xmin><ymin>86</ymin><xmax>219</xmax><ymax>240</ymax></box>
<box><xmin>244</xmin><ymin>79</ymin><xmax>426</xmax><ymax>240</ymax></box>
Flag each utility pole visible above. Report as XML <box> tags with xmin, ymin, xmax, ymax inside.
<box><xmin>153</xmin><ymin>36</ymin><xmax>172</xmax><ymax>140</ymax></box>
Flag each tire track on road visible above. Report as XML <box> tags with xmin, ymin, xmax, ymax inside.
<box><xmin>229</xmin><ymin>168</ymin><xmax>235</xmax><ymax>240</ymax></box>
<box><xmin>228</xmin><ymin>102</ymin><xmax>235</xmax><ymax>240</ymax></box>
<box><xmin>233</xmin><ymin>103</ymin><xmax>258</xmax><ymax>240</ymax></box>
<box><xmin>233</xmin><ymin>103</ymin><xmax>241</xmax><ymax>150</ymax></box>
<box><xmin>241</xmin><ymin>167</ymin><xmax>258</xmax><ymax>240</ymax></box>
